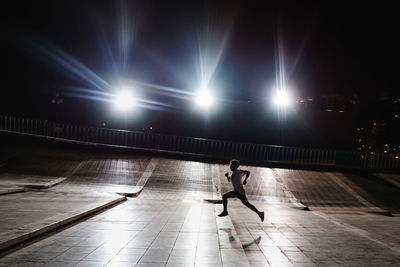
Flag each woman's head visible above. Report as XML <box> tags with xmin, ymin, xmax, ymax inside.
<box><xmin>229</xmin><ymin>159</ymin><xmax>240</xmax><ymax>170</ymax></box>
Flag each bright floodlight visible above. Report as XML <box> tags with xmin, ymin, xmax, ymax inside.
<box><xmin>114</xmin><ymin>90</ymin><xmax>135</xmax><ymax>110</ymax></box>
<box><xmin>196</xmin><ymin>90</ymin><xmax>214</xmax><ymax>108</ymax></box>
<box><xmin>273</xmin><ymin>90</ymin><xmax>291</xmax><ymax>107</ymax></box>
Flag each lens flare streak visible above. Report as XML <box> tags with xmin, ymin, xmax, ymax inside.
<box><xmin>28</xmin><ymin>39</ymin><xmax>112</xmax><ymax>92</ymax></box>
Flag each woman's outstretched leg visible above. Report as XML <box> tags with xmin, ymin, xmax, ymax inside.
<box><xmin>239</xmin><ymin>194</ymin><xmax>264</xmax><ymax>222</ymax></box>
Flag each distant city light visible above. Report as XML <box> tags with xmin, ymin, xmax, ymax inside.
<box><xmin>297</xmin><ymin>98</ymin><xmax>313</xmax><ymax>104</ymax></box>
<box><xmin>114</xmin><ymin>90</ymin><xmax>135</xmax><ymax>111</ymax></box>
<box><xmin>196</xmin><ymin>89</ymin><xmax>215</xmax><ymax>108</ymax></box>
<box><xmin>273</xmin><ymin>89</ymin><xmax>291</xmax><ymax>108</ymax></box>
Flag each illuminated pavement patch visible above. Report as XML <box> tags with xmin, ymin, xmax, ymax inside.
<box><xmin>0</xmin><ymin>154</ymin><xmax>400</xmax><ymax>266</ymax></box>
<box><xmin>231</xmin><ymin>203</ymin><xmax>400</xmax><ymax>266</ymax></box>
<box><xmin>0</xmin><ymin>190</ymin><xmax>125</xmax><ymax>252</ymax></box>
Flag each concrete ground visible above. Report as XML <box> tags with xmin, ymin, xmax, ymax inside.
<box><xmin>0</xmin><ymin>139</ymin><xmax>400</xmax><ymax>266</ymax></box>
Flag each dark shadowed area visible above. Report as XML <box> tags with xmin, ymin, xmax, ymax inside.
<box><xmin>1</xmin><ymin>1</ymin><xmax>399</xmax><ymax>150</ymax></box>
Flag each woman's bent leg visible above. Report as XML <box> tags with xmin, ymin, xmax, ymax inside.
<box><xmin>222</xmin><ymin>191</ymin><xmax>237</xmax><ymax>212</ymax></box>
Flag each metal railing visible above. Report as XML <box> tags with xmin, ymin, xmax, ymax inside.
<box><xmin>362</xmin><ymin>152</ymin><xmax>400</xmax><ymax>169</ymax></box>
<box><xmin>0</xmin><ymin>115</ymin><xmax>399</xmax><ymax>170</ymax></box>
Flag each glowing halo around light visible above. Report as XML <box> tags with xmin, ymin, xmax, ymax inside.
<box><xmin>273</xmin><ymin>89</ymin><xmax>291</xmax><ymax>108</ymax></box>
<box><xmin>114</xmin><ymin>90</ymin><xmax>135</xmax><ymax>111</ymax></box>
<box><xmin>196</xmin><ymin>89</ymin><xmax>214</xmax><ymax>108</ymax></box>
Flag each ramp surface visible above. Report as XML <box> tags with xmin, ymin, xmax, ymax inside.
<box><xmin>1</xmin><ymin>136</ymin><xmax>400</xmax><ymax>266</ymax></box>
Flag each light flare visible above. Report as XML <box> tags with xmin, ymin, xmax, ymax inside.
<box><xmin>114</xmin><ymin>90</ymin><xmax>135</xmax><ymax>110</ymax></box>
<box><xmin>273</xmin><ymin>89</ymin><xmax>291</xmax><ymax>107</ymax></box>
<box><xmin>196</xmin><ymin>89</ymin><xmax>215</xmax><ymax>108</ymax></box>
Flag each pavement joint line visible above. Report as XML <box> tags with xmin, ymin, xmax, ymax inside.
<box><xmin>0</xmin><ymin>195</ymin><xmax>127</xmax><ymax>252</ymax></box>
<box><xmin>24</xmin><ymin>177</ymin><xmax>68</xmax><ymax>190</ymax></box>
<box><xmin>313</xmin><ymin>210</ymin><xmax>400</xmax><ymax>255</ymax></box>
<box><xmin>211</xmin><ymin>164</ymin><xmax>251</xmax><ymax>267</ymax></box>
<box><xmin>0</xmin><ymin>187</ymin><xmax>25</xmax><ymax>195</ymax></box>
<box><xmin>270</xmin><ymin>168</ymin><xmax>310</xmax><ymax>210</ymax></box>
<box><xmin>117</xmin><ymin>157</ymin><xmax>160</xmax><ymax>197</ymax></box>
<box><xmin>327</xmin><ymin>172</ymin><xmax>392</xmax><ymax>216</ymax></box>
<box><xmin>0</xmin><ymin>176</ymin><xmax>68</xmax><ymax>193</ymax></box>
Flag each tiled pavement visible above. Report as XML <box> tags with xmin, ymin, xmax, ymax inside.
<box><xmin>0</xmin><ymin>191</ymin><xmax>224</xmax><ymax>267</ymax></box>
<box><xmin>1</xmin><ymin>188</ymin><xmax>400</xmax><ymax>266</ymax></box>
<box><xmin>269</xmin><ymin>169</ymin><xmax>369</xmax><ymax>207</ymax></box>
<box><xmin>268</xmin><ymin>169</ymin><xmax>400</xmax><ymax>212</ymax></box>
<box><xmin>0</xmin><ymin>188</ymin><xmax>125</xmax><ymax>252</ymax></box>
<box><xmin>231</xmin><ymin>202</ymin><xmax>400</xmax><ymax>266</ymax></box>
<box><xmin>1</xmin><ymin>154</ymin><xmax>400</xmax><ymax>266</ymax></box>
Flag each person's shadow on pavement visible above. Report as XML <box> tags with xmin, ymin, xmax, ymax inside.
<box><xmin>242</xmin><ymin>236</ymin><xmax>262</xmax><ymax>249</ymax></box>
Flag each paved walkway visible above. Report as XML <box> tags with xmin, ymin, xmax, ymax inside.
<box><xmin>232</xmin><ymin>202</ymin><xmax>400</xmax><ymax>266</ymax></box>
<box><xmin>0</xmin><ymin>187</ymin><xmax>125</xmax><ymax>252</ymax></box>
<box><xmin>0</xmin><ymin>149</ymin><xmax>400</xmax><ymax>266</ymax></box>
<box><xmin>1</xmin><ymin>190</ymin><xmax>400</xmax><ymax>266</ymax></box>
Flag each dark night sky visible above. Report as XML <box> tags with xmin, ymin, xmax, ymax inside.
<box><xmin>1</xmin><ymin>1</ymin><xmax>399</xmax><ymax>148</ymax></box>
